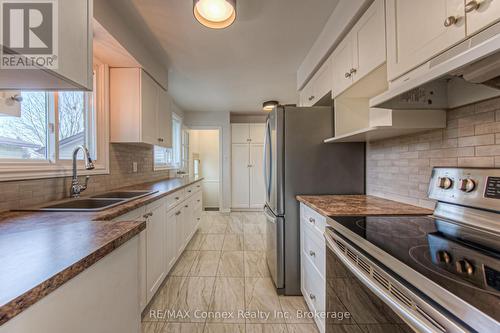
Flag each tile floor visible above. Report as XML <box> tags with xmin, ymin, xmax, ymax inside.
<box><xmin>142</xmin><ymin>212</ymin><xmax>319</xmax><ymax>333</ymax></box>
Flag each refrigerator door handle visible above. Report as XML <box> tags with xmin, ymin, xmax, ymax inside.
<box><xmin>264</xmin><ymin>117</ymin><xmax>272</xmax><ymax>201</ymax></box>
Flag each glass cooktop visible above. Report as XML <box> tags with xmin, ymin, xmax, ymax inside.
<box><xmin>332</xmin><ymin>215</ymin><xmax>500</xmax><ymax>323</ymax></box>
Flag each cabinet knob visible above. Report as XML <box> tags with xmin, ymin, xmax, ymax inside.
<box><xmin>185</xmin><ymin>205</ymin><xmax>189</xmax><ymax>208</ymax></box>
<box><xmin>158</xmin><ymin>138</ymin><xmax>164</xmax><ymax>142</ymax></box>
<box><xmin>142</xmin><ymin>214</ymin><xmax>149</xmax><ymax>219</ymax></box>
<box><xmin>444</xmin><ymin>16</ymin><xmax>458</xmax><ymax>27</ymax></box>
<box><xmin>344</xmin><ymin>72</ymin><xmax>351</xmax><ymax>79</ymax></box>
<box><xmin>309</xmin><ymin>293</ymin><xmax>316</xmax><ymax>301</ymax></box>
<box><xmin>308</xmin><ymin>95</ymin><xmax>315</xmax><ymax>101</ymax></box>
<box><xmin>309</xmin><ymin>250</ymin><xmax>316</xmax><ymax>257</ymax></box>
<box><xmin>308</xmin><ymin>217</ymin><xmax>315</xmax><ymax>225</ymax></box>
<box><xmin>175</xmin><ymin>211</ymin><xmax>181</xmax><ymax>216</ymax></box>
<box><xmin>349</xmin><ymin>68</ymin><xmax>357</xmax><ymax>75</ymax></box>
<box><xmin>465</xmin><ymin>0</ymin><xmax>480</xmax><ymax>13</ymax></box>
<box><xmin>175</xmin><ymin>197</ymin><xmax>180</xmax><ymax>200</ymax></box>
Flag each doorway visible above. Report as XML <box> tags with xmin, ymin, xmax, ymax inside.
<box><xmin>189</xmin><ymin>128</ymin><xmax>222</xmax><ymax>211</ymax></box>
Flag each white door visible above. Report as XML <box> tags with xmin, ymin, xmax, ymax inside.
<box><xmin>249</xmin><ymin>144</ymin><xmax>265</xmax><ymax>209</ymax></box>
<box><xmin>157</xmin><ymin>89</ymin><xmax>172</xmax><ymax>148</ymax></box>
<box><xmin>249</xmin><ymin>123</ymin><xmax>266</xmax><ymax>144</ymax></box>
<box><xmin>231</xmin><ymin>143</ymin><xmax>250</xmax><ymax>208</ymax></box>
<box><xmin>165</xmin><ymin>209</ymin><xmax>177</xmax><ymax>273</ymax></box>
<box><xmin>332</xmin><ymin>36</ymin><xmax>354</xmax><ymax>97</ymax></box>
<box><xmin>141</xmin><ymin>70</ymin><xmax>160</xmax><ymax>146</ymax></box>
<box><xmin>386</xmin><ymin>0</ymin><xmax>465</xmax><ymax>80</ymax></box>
<box><xmin>466</xmin><ymin>0</ymin><xmax>500</xmax><ymax>35</ymax></box>
<box><xmin>231</xmin><ymin>124</ymin><xmax>250</xmax><ymax>143</ymax></box>
<box><xmin>146</xmin><ymin>201</ymin><xmax>166</xmax><ymax>301</ymax></box>
<box><xmin>351</xmin><ymin>0</ymin><xmax>386</xmax><ymax>83</ymax></box>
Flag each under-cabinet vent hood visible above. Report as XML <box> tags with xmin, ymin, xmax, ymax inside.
<box><xmin>371</xmin><ymin>22</ymin><xmax>500</xmax><ymax>109</ymax></box>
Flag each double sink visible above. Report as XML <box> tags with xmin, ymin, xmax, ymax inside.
<box><xmin>38</xmin><ymin>190</ymin><xmax>158</xmax><ymax>212</ymax></box>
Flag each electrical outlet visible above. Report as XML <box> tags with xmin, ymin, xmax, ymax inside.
<box><xmin>133</xmin><ymin>162</ymin><xmax>138</xmax><ymax>173</ymax></box>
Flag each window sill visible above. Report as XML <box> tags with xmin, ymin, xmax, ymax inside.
<box><xmin>0</xmin><ymin>163</ymin><xmax>110</xmax><ymax>182</ymax></box>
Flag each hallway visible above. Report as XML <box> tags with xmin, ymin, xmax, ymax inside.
<box><xmin>142</xmin><ymin>212</ymin><xmax>318</xmax><ymax>333</ymax></box>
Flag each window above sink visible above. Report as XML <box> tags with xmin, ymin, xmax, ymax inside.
<box><xmin>0</xmin><ymin>62</ymin><xmax>110</xmax><ymax>181</ymax></box>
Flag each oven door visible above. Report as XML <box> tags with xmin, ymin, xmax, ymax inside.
<box><xmin>324</xmin><ymin>228</ymin><xmax>469</xmax><ymax>333</ymax></box>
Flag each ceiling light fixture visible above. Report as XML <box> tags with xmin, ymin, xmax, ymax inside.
<box><xmin>262</xmin><ymin>101</ymin><xmax>279</xmax><ymax>112</ymax></box>
<box><xmin>193</xmin><ymin>0</ymin><xmax>236</xmax><ymax>29</ymax></box>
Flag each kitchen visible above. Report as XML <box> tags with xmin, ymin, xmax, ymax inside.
<box><xmin>0</xmin><ymin>0</ymin><xmax>499</xmax><ymax>333</ymax></box>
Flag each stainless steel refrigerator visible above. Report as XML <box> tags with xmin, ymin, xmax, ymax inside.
<box><xmin>263</xmin><ymin>105</ymin><xmax>365</xmax><ymax>295</ymax></box>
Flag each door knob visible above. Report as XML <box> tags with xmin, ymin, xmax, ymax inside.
<box><xmin>444</xmin><ymin>16</ymin><xmax>459</xmax><ymax>27</ymax></box>
<box><xmin>465</xmin><ymin>0</ymin><xmax>480</xmax><ymax>13</ymax></box>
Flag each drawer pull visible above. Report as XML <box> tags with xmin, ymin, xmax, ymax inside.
<box><xmin>309</xmin><ymin>250</ymin><xmax>316</xmax><ymax>257</ymax></box>
<box><xmin>175</xmin><ymin>211</ymin><xmax>181</xmax><ymax>216</ymax></box>
<box><xmin>197</xmin><ymin>200</ymin><xmax>201</xmax><ymax>202</ymax></box>
<box><xmin>308</xmin><ymin>217</ymin><xmax>315</xmax><ymax>224</ymax></box>
<box><xmin>175</xmin><ymin>197</ymin><xmax>180</xmax><ymax>200</ymax></box>
<box><xmin>142</xmin><ymin>212</ymin><xmax>153</xmax><ymax>218</ymax></box>
<box><xmin>465</xmin><ymin>0</ymin><xmax>480</xmax><ymax>13</ymax></box>
<box><xmin>309</xmin><ymin>293</ymin><xmax>316</xmax><ymax>301</ymax></box>
<box><xmin>188</xmin><ymin>190</ymin><xmax>192</xmax><ymax>193</ymax></box>
<box><xmin>185</xmin><ymin>205</ymin><xmax>189</xmax><ymax>208</ymax></box>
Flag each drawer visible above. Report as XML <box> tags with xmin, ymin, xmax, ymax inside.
<box><xmin>302</xmin><ymin>224</ymin><xmax>325</xmax><ymax>279</ymax></box>
<box><xmin>300</xmin><ymin>203</ymin><xmax>327</xmax><ymax>237</ymax></box>
<box><xmin>167</xmin><ymin>189</ymin><xmax>185</xmax><ymax>210</ymax></box>
<box><xmin>185</xmin><ymin>183</ymin><xmax>199</xmax><ymax>197</ymax></box>
<box><xmin>112</xmin><ymin>206</ymin><xmax>145</xmax><ymax>222</ymax></box>
<box><xmin>302</xmin><ymin>253</ymin><xmax>326</xmax><ymax>331</ymax></box>
<box><xmin>193</xmin><ymin>181</ymin><xmax>202</xmax><ymax>192</ymax></box>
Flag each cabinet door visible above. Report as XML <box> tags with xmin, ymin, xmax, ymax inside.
<box><xmin>352</xmin><ymin>0</ymin><xmax>386</xmax><ymax>83</ymax></box>
<box><xmin>312</xmin><ymin>56</ymin><xmax>333</xmax><ymax>103</ymax></box>
<box><xmin>249</xmin><ymin>123</ymin><xmax>266</xmax><ymax>144</ymax></box>
<box><xmin>158</xmin><ymin>89</ymin><xmax>173</xmax><ymax>148</ymax></box>
<box><xmin>141</xmin><ymin>70</ymin><xmax>160</xmax><ymax>146</ymax></box>
<box><xmin>386</xmin><ymin>0</ymin><xmax>465</xmax><ymax>80</ymax></box>
<box><xmin>231</xmin><ymin>124</ymin><xmax>250</xmax><ymax>143</ymax></box>
<box><xmin>166</xmin><ymin>209</ymin><xmax>177</xmax><ymax>273</ymax></box>
<box><xmin>174</xmin><ymin>208</ymin><xmax>184</xmax><ymax>257</ymax></box>
<box><xmin>466</xmin><ymin>0</ymin><xmax>500</xmax><ymax>35</ymax></box>
<box><xmin>300</xmin><ymin>82</ymin><xmax>315</xmax><ymax>107</ymax></box>
<box><xmin>182</xmin><ymin>201</ymin><xmax>193</xmax><ymax>246</ymax></box>
<box><xmin>146</xmin><ymin>201</ymin><xmax>166</xmax><ymax>302</ymax></box>
<box><xmin>332</xmin><ymin>36</ymin><xmax>354</xmax><ymax>97</ymax></box>
<box><xmin>231</xmin><ymin>144</ymin><xmax>250</xmax><ymax>208</ymax></box>
<box><xmin>249</xmin><ymin>144</ymin><xmax>265</xmax><ymax>209</ymax></box>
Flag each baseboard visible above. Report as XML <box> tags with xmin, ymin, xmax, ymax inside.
<box><xmin>231</xmin><ymin>208</ymin><xmax>264</xmax><ymax>212</ymax></box>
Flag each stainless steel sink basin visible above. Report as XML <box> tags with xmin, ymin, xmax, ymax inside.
<box><xmin>91</xmin><ymin>190</ymin><xmax>157</xmax><ymax>200</ymax></box>
<box><xmin>39</xmin><ymin>199</ymin><xmax>126</xmax><ymax>212</ymax></box>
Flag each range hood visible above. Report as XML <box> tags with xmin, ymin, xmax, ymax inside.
<box><xmin>371</xmin><ymin>23</ymin><xmax>500</xmax><ymax>109</ymax></box>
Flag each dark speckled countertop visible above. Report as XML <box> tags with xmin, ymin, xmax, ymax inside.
<box><xmin>296</xmin><ymin>195</ymin><xmax>433</xmax><ymax>217</ymax></box>
<box><xmin>0</xmin><ymin>176</ymin><xmax>202</xmax><ymax>326</ymax></box>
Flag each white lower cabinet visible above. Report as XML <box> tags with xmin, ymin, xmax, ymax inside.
<box><xmin>111</xmin><ymin>181</ymin><xmax>204</xmax><ymax>313</ymax></box>
<box><xmin>300</xmin><ymin>203</ymin><xmax>327</xmax><ymax>333</ymax></box>
<box><xmin>145</xmin><ymin>199</ymin><xmax>167</xmax><ymax>302</ymax></box>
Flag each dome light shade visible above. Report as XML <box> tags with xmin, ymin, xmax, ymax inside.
<box><xmin>263</xmin><ymin>101</ymin><xmax>279</xmax><ymax>112</ymax></box>
<box><xmin>193</xmin><ymin>0</ymin><xmax>236</xmax><ymax>29</ymax></box>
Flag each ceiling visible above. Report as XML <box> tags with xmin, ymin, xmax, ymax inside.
<box><xmin>131</xmin><ymin>0</ymin><xmax>339</xmax><ymax>112</ymax></box>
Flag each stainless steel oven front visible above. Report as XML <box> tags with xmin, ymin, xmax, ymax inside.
<box><xmin>324</xmin><ymin>228</ymin><xmax>470</xmax><ymax>333</ymax></box>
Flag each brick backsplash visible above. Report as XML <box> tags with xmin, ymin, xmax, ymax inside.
<box><xmin>367</xmin><ymin>96</ymin><xmax>500</xmax><ymax>209</ymax></box>
<box><xmin>0</xmin><ymin>143</ymin><xmax>177</xmax><ymax>212</ymax></box>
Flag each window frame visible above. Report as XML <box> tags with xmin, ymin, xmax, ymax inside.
<box><xmin>153</xmin><ymin>112</ymin><xmax>183</xmax><ymax>171</ymax></box>
<box><xmin>0</xmin><ymin>62</ymin><xmax>110</xmax><ymax>181</ymax></box>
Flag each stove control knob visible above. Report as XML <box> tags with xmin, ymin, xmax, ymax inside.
<box><xmin>438</xmin><ymin>177</ymin><xmax>453</xmax><ymax>190</ymax></box>
<box><xmin>459</xmin><ymin>179</ymin><xmax>476</xmax><ymax>193</ymax></box>
<box><xmin>437</xmin><ymin>250</ymin><xmax>452</xmax><ymax>264</ymax></box>
<box><xmin>456</xmin><ymin>259</ymin><xmax>474</xmax><ymax>276</ymax></box>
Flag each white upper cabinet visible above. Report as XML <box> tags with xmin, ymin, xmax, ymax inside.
<box><xmin>299</xmin><ymin>55</ymin><xmax>333</xmax><ymax>106</ymax></box>
<box><xmin>0</xmin><ymin>0</ymin><xmax>92</xmax><ymax>90</ymax></box>
<box><xmin>332</xmin><ymin>0</ymin><xmax>386</xmax><ymax>97</ymax></box>
<box><xmin>231</xmin><ymin>123</ymin><xmax>250</xmax><ymax>143</ymax></box>
<box><xmin>386</xmin><ymin>0</ymin><xmax>465</xmax><ymax>81</ymax></box>
<box><xmin>465</xmin><ymin>0</ymin><xmax>500</xmax><ymax>35</ymax></box>
<box><xmin>110</xmin><ymin>68</ymin><xmax>172</xmax><ymax>148</ymax></box>
<box><xmin>249</xmin><ymin>123</ymin><xmax>266</xmax><ymax>144</ymax></box>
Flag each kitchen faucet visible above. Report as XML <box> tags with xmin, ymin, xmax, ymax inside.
<box><xmin>70</xmin><ymin>145</ymin><xmax>95</xmax><ymax>198</ymax></box>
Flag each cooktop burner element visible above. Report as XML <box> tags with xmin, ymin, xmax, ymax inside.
<box><xmin>329</xmin><ymin>168</ymin><xmax>500</xmax><ymax>333</ymax></box>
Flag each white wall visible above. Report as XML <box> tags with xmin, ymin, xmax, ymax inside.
<box><xmin>189</xmin><ymin>130</ymin><xmax>220</xmax><ymax>208</ymax></box>
<box><xmin>184</xmin><ymin>111</ymin><xmax>231</xmax><ymax>212</ymax></box>
<box><xmin>94</xmin><ymin>0</ymin><xmax>169</xmax><ymax>89</ymax></box>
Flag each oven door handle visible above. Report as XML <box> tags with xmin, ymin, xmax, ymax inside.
<box><xmin>324</xmin><ymin>228</ymin><xmax>465</xmax><ymax>333</ymax></box>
